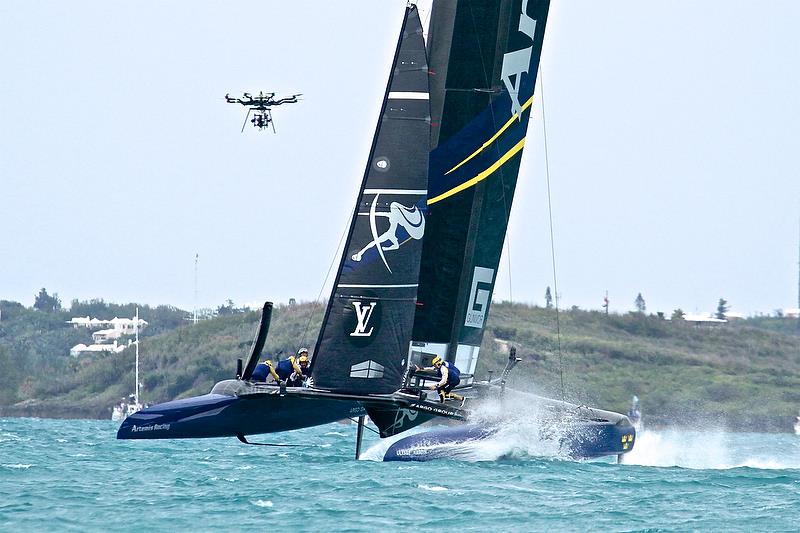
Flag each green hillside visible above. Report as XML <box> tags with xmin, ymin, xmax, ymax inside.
<box><xmin>1</xmin><ymin>299</ymin><xmax>798</xmax><ymax>431</ymax></box>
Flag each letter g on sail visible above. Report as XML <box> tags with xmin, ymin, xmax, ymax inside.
<box><xmin>465</xmin><ymin>267</ymin><xmax>495</xmax><ymax>328</ymax></box>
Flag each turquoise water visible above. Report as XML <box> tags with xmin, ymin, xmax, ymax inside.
<box><xmin>1</xmin><ymin>417</ymin><xmax>799</xmax><ymax>532</ymax></box>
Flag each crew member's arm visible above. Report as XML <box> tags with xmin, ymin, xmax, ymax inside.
<box><xmin>266</xmin><ymin>361</ymin><xmax>280</xmax><ymax>382</ymax></box>
<box><xmin>290</xmin><ymin>356</ymin><xmax>302</xmax><ymax>375</ymax></box>
<box><xmin>432</xmin><ymin>365</ymin><xmax>448</xmax><ymax>389</ymax></box>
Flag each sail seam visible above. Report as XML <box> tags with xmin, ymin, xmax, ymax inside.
<box><xmin>427</xmin><ymin>137</ymin><xmax>526</xmax><ymax>205</ymax></box>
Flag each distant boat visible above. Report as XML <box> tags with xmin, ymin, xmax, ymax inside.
<box><xmin>111</xmin><ymin>393</ymin><xmax>145</xmax><ymax>422</ymax></box>
<box><xmin>111</xmin><ymin>309</ymin><xmax>146</xmax><ymax>421</ymax></box>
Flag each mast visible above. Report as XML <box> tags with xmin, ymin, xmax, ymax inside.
<box><xmin>193</xmin><ymin>253</ymin><xmax>199</xmax><ymax>325</ymax></box>
<box><xmin>134</xmin><ymin>306</ymin><xmax>140</xmax><ymax>407</ymax></box>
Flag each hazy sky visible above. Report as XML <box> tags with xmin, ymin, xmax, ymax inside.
<box><xmin>2</xmin><ymin>1</ymin><xmax>798</xmax><ymax>317</ymax></box>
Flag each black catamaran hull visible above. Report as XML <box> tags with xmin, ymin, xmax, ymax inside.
<box><xmin>383</xmin><ymin>421</ymin><xmax>636</xmax><ymax>462</ymax></box>
<box><xmin>117</xmin><ymin>384</ymin><xmax>365</xmax><ymax>440</ymax></box>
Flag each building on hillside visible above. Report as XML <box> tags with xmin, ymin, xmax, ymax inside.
<box><xmin>784</xmin><ymin>308</ymin><xmax>800</xmax><ymax>319</ymax></box>
<box><xmin>683</xmin><ymin>312</ymin><xmax>727</xmax><ymax>324</ymax></box>
<box><xmin>92</xmin><ymin>328</ymin><xmax>123</xmax><ymax>343</ymax></box>
<box><xmin>67</xmin><ymin>315</ymin><xmax>147</xmax><ymax>357</ymax></box>
<box><xmin>69</xmin><ymin>340</ymin><xmax>129</xmax><ymax>357</ymax></box>
<box><xmin>724</xmin><ymin>311</ymin><xmax>746</xmax><ymax>320</ymax></box>
<box><xmin>67</xmin><ymin>316</ymin><xmax>148</xmax><ymax>331</ymax></box>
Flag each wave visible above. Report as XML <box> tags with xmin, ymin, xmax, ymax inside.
<box><xmin>250</xmin><ymin>500</ymin><xmax>274</xmax><ymax>508</ymax></box>
<box><xmin>417</xmin><ymin>484</ymin><xmax>448</xmax><ymax>492</ymax></box>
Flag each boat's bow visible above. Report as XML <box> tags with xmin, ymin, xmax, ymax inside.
<box><xmin>117</xmin><ymin>380</ymin><xmax>365</xmax><ymax>440</ymax></box>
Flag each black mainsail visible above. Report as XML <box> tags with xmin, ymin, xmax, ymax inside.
<box><xmin>412</xmin><ymin>0</ymin><xmax>550</xmax><ymax>381</ymax></box>
<box><xmin>310</xmin><ymin>6</ymin><xmax>430</xmax><ymax>395</ymax></box>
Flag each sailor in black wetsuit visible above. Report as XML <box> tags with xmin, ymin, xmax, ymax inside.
<box><xmin>416</xmin><ymin>356</ymin><xmax>464</xmax><ymax>405</ymax></box>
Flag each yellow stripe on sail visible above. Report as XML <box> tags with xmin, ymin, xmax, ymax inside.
<box><xmin>428</xmin><ymin>137</ymin><xmax>526</xmax><ymax>205</ymax></box>
<box><xmin>444</xmin><ymin>95</ymin><xmax>534</xmax><ymax>176</ymax></box>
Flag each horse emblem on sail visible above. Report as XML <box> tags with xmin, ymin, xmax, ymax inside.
<box><xmin>351</xmin><ymin>192</ymin><xmax>425</xmax><ymax>273</ymax></box>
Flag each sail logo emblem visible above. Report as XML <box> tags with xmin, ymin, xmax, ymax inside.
<box><xmin>465</xmin><ymin>267</ymin><xmax>495</xmax><ymax>328</ymax></box>
<box><xmin>500</xmin><ymin>0</ymin><xmax>538</xmax><ymax>118</ymax></box>
<box><xmin>350</xmin><ymin>360</ymin><xmax>385</xmax><ymax>379</ymax></box>
<box><xmin>350</xmin><ymin>302</ymin><xmax>377</xmax><ymax>337</ymax></box>
<box><xmin>343</xmin><ymin>297</ymin><xmax>381</xmax><ymax>347</ymax></box>
<box><xmin>352</xmin><ymin>191</ymin><xmax>425</xmax><ymax>273</ymax></box>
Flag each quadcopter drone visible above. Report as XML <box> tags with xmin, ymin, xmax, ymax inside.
<box><xmin>224</xmin><ymin>91</ymin><xmax>302</xmax><ymax>133</ymax></box>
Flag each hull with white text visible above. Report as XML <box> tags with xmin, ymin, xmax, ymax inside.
<box><xmin>383</xmin><ymin>391</ymin><xmax>636</xmax><ymax>461</ymax></box>
<box><xmin>117</xmin><ymin>381</ymin><xmax>364</xmax><ymax>439</ymax></box>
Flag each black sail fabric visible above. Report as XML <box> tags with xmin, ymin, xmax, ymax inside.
<box><xmin>413</xmin><ymin>0</ymin><xmax>550</xmax><ymax>369</ymax></box>
<box><xmin>310</xmin><ymin>6</ymin><xmax>430</xmax><ymax>394</ymax></box>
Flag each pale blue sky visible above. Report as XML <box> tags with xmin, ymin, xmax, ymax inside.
<box><xmin>1</xmin><ymin>1</ymin><xmax>798</xmax><ymax>317</ymax></box>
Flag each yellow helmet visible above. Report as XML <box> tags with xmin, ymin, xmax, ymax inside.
<box><xmin>431</xmin><ymin>356</ymin><xmax>443</xmax><ymax>366</ymax></box>
<box><xmin>298</xmin><ymin>354</ymin><xmax>309</xmax><ymax>365</ymax></box>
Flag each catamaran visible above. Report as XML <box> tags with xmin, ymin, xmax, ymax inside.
<box><xmin>118</xmin><ymin>0</ymin><xmax>636</xmax><ymax>462</ymax></box>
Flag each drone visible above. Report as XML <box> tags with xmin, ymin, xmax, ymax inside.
<box><xmin>224</xmin><ymin>91</ymin><xmax>301</xmax><ymax>133</ymax></box>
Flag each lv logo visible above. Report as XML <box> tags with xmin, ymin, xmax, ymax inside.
<box><xmin>350</xmin><ymin>302</ymin><xmax>377</xmax><ymax>337</ymax></box>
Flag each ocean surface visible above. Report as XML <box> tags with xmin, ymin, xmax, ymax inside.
<box><xmin>1</xmin><ymin>417</ymin><xmax>799</xmax><ymax>532</ymax></box>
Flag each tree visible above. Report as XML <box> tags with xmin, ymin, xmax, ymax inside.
<box><xmin>544</xmin><ymin>286</ymin><xmax>553</xmax><ymax>309</ymax></box>
<box><xmin>33</xmin><ymin>288</ymin><xmax>61</xmax><ymax>312</ymax></box>
<box><xmin>716</xmin><ymin>298</ymin><xmax>729</xmax><ymax>320</ymax></box>
<box><xmin>0</xmin><ymin>345</ymin><xmax>21</xmax><ymax>404</ymax></box>
<box><xmin>634</xmin><ymin>293</ymin><xmax>646</xmax><ymax>313</ymax></box>
<box><xmin>671</xmin><ymin>308</ymin><xmax>685</xmax><ymax>320</ymax></box>
<box><xmin>216</xmin><ymin>299</ymin><xmax>237</xmax><ymax>316</ymax></box>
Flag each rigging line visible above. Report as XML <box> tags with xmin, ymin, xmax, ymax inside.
<box><xmin>418</xmin><ymin>1</ymin><xmax>432</xmax><ymax>38</ymax></box>
<box><xmin>539</xmin><ymin>68</ymin><xmax>565</xmax><ymax>401</ymax></box>
<box><xmin>299</xmin><ymin>214</ymin><xmax>351</xmax><ymax>350</ymax></box>
<box><xmin>506</xmin><ymin>234</ymin><xmax>513</xmax><ymax>303</ymax></box>
<box><xmin>348</xmin><ymin>417</ymin><xmax>381</xmax><ymax>436</ymax></box>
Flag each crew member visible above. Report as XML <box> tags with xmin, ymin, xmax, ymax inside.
<box><xmin>251</xmin><ymin>360</ymin><xmax>272</xmax><ymax>382</ymax></box>
<box><xmin>415</xmin><ymin>356</ymin><xmax>464</xmax><ymax>404</ymax></box>
<box><xmin>286</xmin><ymin>350</ymin><xmax>311</xmax><ymax>387</ymax></box>
<box><xmin>267</xmin><ymin>349</ymin><xmax>308</xmax><ymax>386</ymax></box>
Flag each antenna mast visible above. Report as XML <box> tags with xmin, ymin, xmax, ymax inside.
<box><xmin>134</xmin><ymin>306</ymin><xmax>140</xmax><ymax>407</ymax></box>
<box><xmin>194</xmin><ymin>253</ymin><xmax>199</xmax><ymax>325</ymax></box>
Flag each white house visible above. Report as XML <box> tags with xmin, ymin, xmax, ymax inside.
<box><xmin>69</xmin><ymin>340</ymin><xmax>127</xmax><ymax>357</ymax></box>
<box><xmin>683</xmin><ymin>312</ymin><xmax>727</xmax><ymax>324</ymax></box>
